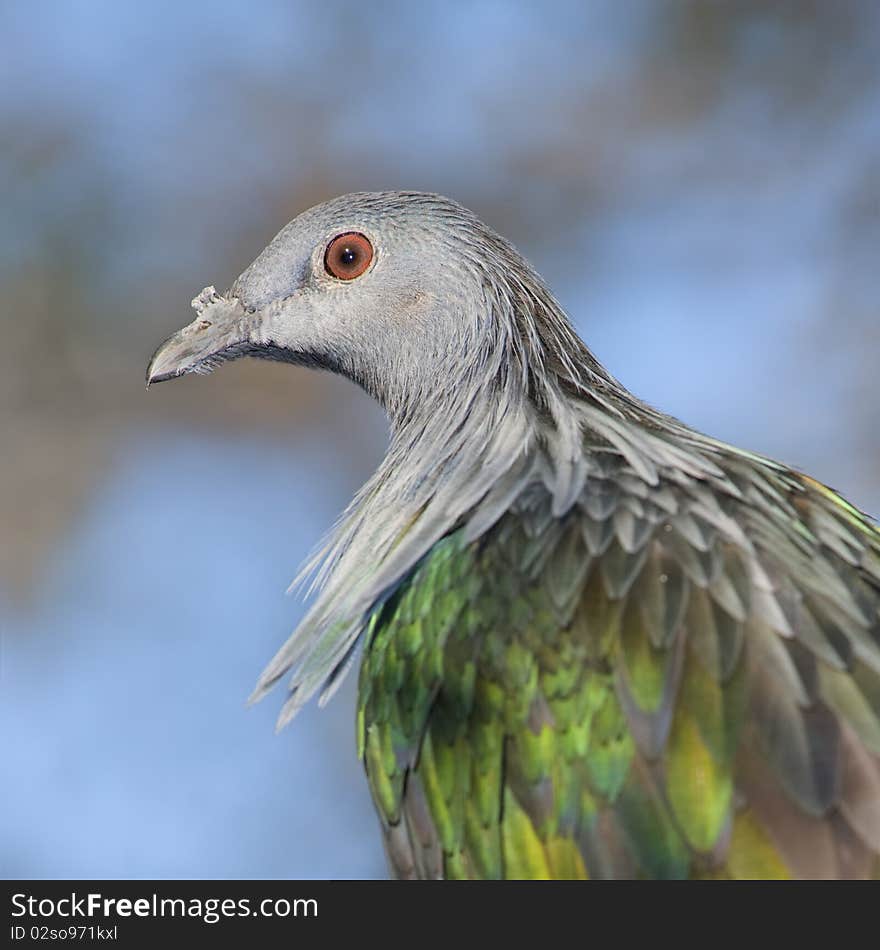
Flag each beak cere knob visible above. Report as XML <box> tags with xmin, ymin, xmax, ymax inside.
<box><xmin>146</xmin><ymin>288</ymin><xmax>249</xmax><ymax>386</ymax></box>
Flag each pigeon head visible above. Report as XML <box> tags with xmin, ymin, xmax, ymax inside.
<box><xmin>146</xmin><ymin>191</ymin><xmax>616</xmax><ymax>419</ymax></box>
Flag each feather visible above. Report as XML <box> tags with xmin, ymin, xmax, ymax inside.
<box><xmin>635</xmin><ymin>542</ymin><xmax>690</xmax><ymax>650</ymax></box>
<box><xmin>599</xmin><ymin>539</ymin><xmax>649</xmax><ymax>600</ymax></box>
<box><xmin>839</xmin><ymin>722</ymin><xmax>880</xmax><ymax>851</ymax></box>
<box><xmin>737</xmin><ymin>744</ymin><xmax>839</xmax><ymax>879</ymax></box>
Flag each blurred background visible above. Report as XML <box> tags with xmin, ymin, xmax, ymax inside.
<box><xmin>2</xmin><ymin>0</ymin><xmax>878</xmax><ymax>879</ymax></box>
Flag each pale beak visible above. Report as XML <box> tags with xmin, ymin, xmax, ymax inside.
<box><xmin>146</xmin><ymin>286</ymin><xmax>251</xmax><ymax>387</ymax></box>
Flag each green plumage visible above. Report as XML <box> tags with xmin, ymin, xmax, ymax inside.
<box><xmin>358</xmin><ymin>455</ymin><xmax>880</xmax><ymax>879</ymax></box>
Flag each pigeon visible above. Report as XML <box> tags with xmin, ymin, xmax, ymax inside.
<box><xmin>148</xmin><ymin>191</ymin><xmax>880</xmax><ymax>878</ymax></box>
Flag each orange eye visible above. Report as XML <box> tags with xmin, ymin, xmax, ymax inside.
<box><xmin>324</xmin><ymin>232</ymin><xmax>373</xmax><ymax>280</ymax></box>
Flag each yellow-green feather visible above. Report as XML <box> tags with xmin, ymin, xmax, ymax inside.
<box><xmin>357</xmin><ymin>458</ymin><xmax>880</xmax><ymax>879</ymax></box>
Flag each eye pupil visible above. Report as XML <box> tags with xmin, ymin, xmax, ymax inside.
<box><xmin>325</xmin><ymin>232</ymin><xmax>373</xmax><ymax>280</ymax></box>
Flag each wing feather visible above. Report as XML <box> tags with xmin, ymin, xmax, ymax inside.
<box><xmin>358</xmin><ymin>447</ymin><xmax>880</xmax><ymax>878</ymax></box>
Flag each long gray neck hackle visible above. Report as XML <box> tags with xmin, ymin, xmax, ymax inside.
<box><xmin>249</xmin><ymin>199</ymin><xmax>746</xmax><ymax>727</ymax></box>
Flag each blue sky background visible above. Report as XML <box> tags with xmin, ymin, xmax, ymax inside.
<box><xmin>2</xmin><ymin>1</ymin><xmax>878</xmax><ymax>877</ymax></box>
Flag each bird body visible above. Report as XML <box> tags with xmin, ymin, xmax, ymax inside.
<box><xmin>148</xmin><ymin>192</ymin><xmax>880</xmax><ymax>878</ymax></box>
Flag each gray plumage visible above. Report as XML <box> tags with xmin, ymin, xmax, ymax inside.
<box><xmin>147</xmin><ymin>192</ymin><xmax>880</xmax><ymax>879</ymax></box>
<box><xmin>167</xmin><ymin>194</ymin><xmax>737</xmax><ymax>719</ymax></box>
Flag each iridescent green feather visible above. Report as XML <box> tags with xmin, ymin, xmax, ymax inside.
<box><xmin>358</xmin><ymin>460</ymin><xmax>880</xmax><ymax>879</ymax></box>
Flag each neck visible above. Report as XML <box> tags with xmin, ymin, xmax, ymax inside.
<box><xmin>379</xmin><ymin>275</ymin><xmax>668</xmax><ymax>509</ymax></box>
